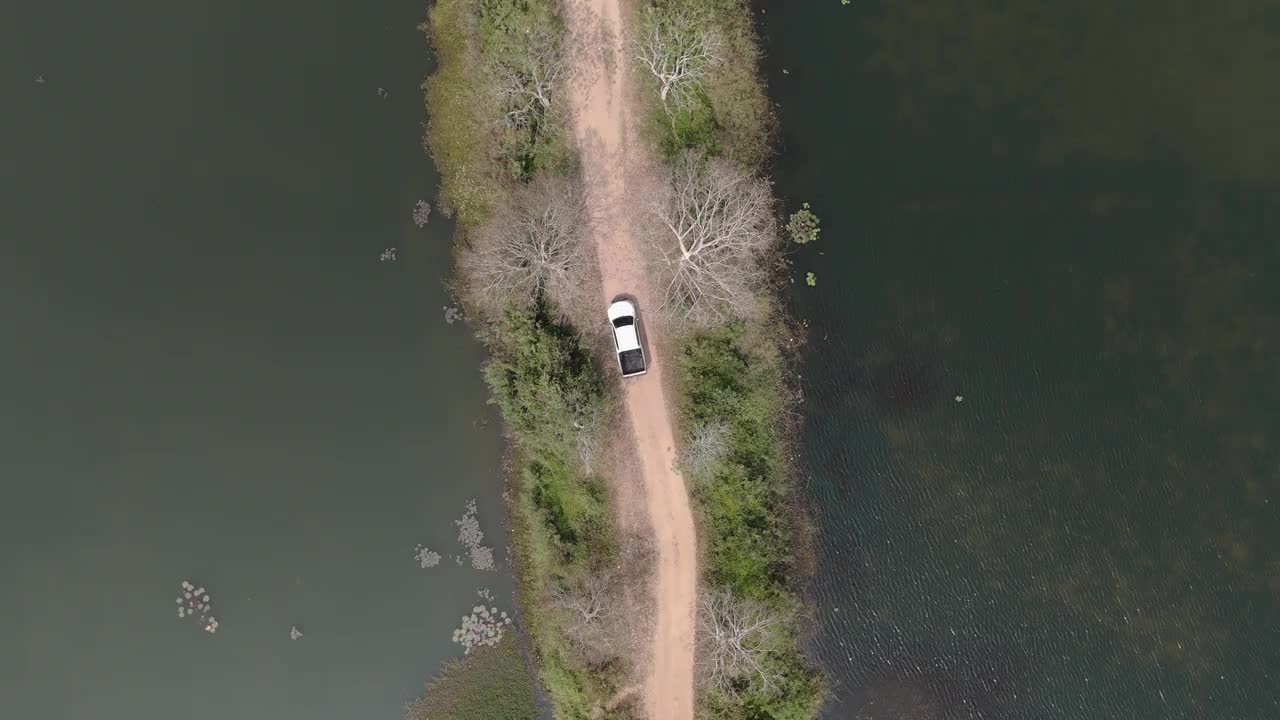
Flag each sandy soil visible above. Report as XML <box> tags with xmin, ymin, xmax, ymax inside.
<box><xmin>561</xmin><ymin>1</ymin><xmax>697</xmax><ymax>719</ymax></box>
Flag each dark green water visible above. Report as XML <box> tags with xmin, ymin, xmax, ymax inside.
<box><xmin>757</xmin><ymin>1</ymin><xmax>1279</xmax><ymax>718</ymax></box>
<box><xmin>2</xmin><ymin>1</ymin><xmax>516</xmax><ymax>718</ymax></box>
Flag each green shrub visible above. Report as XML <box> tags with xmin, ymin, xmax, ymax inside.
<box><xmin>483</xmin><ymin>305</ymin><xmax>613</xmax><ymax>566</ymax></box>
<box><xmin>483</xmin><ymin>307</ymin><xmax>602</xmax><ymax>448</ymax></box>
<box><xmin>407</xmin><ymin>634</ymin><xmax>538</xmax><ymax>720</ymax></box>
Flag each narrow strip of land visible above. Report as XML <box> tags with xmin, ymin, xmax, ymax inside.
<box><xmin>562</xmin><ymin>1</ymin><xmax>697</xmax><ymax>718</ymax></box>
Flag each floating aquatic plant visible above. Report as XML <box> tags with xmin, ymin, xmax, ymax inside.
<box><xmin>787</xmin><ymin>202</ymin><xmax>821</xmax><ymax>245</ymax></box>
<box><xmin>175</xmin><ymin>580</ymin><xmax>219</xmax><ymax>634</ymax></box>
<box><xmin>414</xmin><ymin>544</ymin><xmax>442</xmax><ymax>568</ymax></box>
<box><xmin>451</xmin><ymin>604</ymin><xmax>512</xmax><ymax>654</ymax></box>
<box><xmin>413</xmin><ymin>200</ymin><xmax>432</xmax><ymax>228</ymax></box>
<box><xmin>455</xmin><ymin>499</ymin><xmax>496</xmax><ymax>571</ymax></box>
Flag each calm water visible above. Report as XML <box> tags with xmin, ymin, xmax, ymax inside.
<box><xmin>758</xmin><ymin>1</ymin><xmax>1279</xmax><ymax>718</ymax></box>
<box><xmin>2</xmin><ymin>1</ymin><xmax>516</xmax><ymax>718</ymax></box>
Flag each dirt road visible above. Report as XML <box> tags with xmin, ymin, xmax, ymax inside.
<box><xmin>562</xmin><ymin>1</ymin><xmax>697</xmax><ymax>718</ymax></box>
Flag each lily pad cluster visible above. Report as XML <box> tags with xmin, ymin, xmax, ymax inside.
<box><xmin>451</xmin><ymin>605</ymin><xmax>512</xmax><ymax>654</ymax></box>
<box><xmin>786</xmin><ymin>202</ymin><xmax>821</xmax><ymax>245</ymax></box>
<box><xmin>175</xmin><ymin>580</ymin><xmax>219</xmax><ymax>634</ymax></box>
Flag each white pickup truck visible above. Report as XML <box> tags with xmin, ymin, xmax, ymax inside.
<box><xmin>608</xmin><ymin>299</ymin><xmax>647</xmax><ymax>378</ymax></box>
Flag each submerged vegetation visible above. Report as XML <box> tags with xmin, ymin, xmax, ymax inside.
<box><xmin>636</xmin><ymin>1</ymin><xmax>826</xmax><ymax>717</ymax></box>
<box><xmin>407</xmin><ymin>634</ymin><xmax>539</xmax><ymax>720</ymax></box>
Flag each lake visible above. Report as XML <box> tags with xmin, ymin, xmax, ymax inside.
<box><xmin>1</xmin><ymin>1</ymin><xmax>516</xmax><ymax>718</ymax></box>
<box><xmin>757</xmin><ymin>1</ymin><xmax>1280</xmax><ymax>718</ymax></box>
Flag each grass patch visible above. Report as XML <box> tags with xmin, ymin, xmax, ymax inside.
<box><xmin>407</xmin><ymin>634</ymin><xmax>538</xmax><ymax>720</ymax></box>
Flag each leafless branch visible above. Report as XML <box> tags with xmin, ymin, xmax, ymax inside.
<box><xmin>496</xmin><ymin>27</ymin><xmax>565</xmax><ymax>131</ymax></box>
<box><xmin>648</xmin><ymin>151</ymin><xmax>777</xmax><ymax>328</ymax></box>
<box><xmin>679</xmin><ymin>420</ymin><xmax>731</xmax><ymax>479</ymax></box>
<box><xmin>573</xmin><ymin>404</ymin><xmax>605</xmax><ymax>476</ymax></box>
<box><xmin>696</xmin><ymin>589</ymin><xmax>787</xmax><ymax>698</ymax></box>
<box><xmin>550</xmin><ymin>567</ymin><xmax>622</xmax><ymax>667</ymax></box>
<box><xmin>635</xmin><ymin>7</ymin><xmax>721</xmax><ymax>113</ymax></box>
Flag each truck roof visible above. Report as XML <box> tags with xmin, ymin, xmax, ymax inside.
<box><xmin>615</xmin><ymin>323</ymin><xmax>641</xmax><ymax>352</ymax></box>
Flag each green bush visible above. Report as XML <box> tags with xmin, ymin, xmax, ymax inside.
<box><xmin>407</xmin><ymin>634</ymin><xmax>538</xmax><ymax>720</ymax></box>
<box><xmin>704</xmin><ymin>648</ymin><xmax>826</xmax><ymax>720</ymax></box>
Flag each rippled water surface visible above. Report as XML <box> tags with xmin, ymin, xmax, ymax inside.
<box><xmin>2</xmin><ymin>1</ymin><xmax>514</xmax><ymax>718</ymax></box>
<box><xmin>757</xmin><ymin>1</ymin><xmax>1280</xmax><ymax>717</ymax></box>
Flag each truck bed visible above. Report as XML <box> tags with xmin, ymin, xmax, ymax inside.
<box><xmin>619</xmin><ymin>348</ymin><xmax>646</xmax><ymax>376</ymax></box>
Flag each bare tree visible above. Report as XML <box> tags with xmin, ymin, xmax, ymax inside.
<box><xmin>459</xmin><ymin>174</ymin><xmax>590</xmax><ymax>315</ymax></box>
<box><xmin>649</xmin><ymin>151</ymin><xmax>777</xmax><ymax>327</ymax></box>
<box><xmin>679</xmin><ymin>420</ymin><xmax>731</xmax><ymax>479</ymax></box>
<box><xmin>572</xmin><ymin>405</ymin><xmax>604</xmax><ymax>476</ymax></box>
<box><xmin>495</xmin><ymin>27</ymin><xmax>565</xmax><ymax>131</ymax></box>
<box><xmin>697</xmin><ymin>589</ymin><xmax>787</xmax><ymax>697</ymax></box>
<box><xmin>635</xmin><ymin>6</ymin><xmax>721</xmax><ymax>113</ymax></box>
<box><xmin>550</xmin><ymin>568</ymin><xmax>622</xmax><ymax>666</ymax></box>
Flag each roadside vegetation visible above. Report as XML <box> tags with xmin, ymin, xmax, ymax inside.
<box><xmin>422</xmin><ymin>1</ymin><xmax>641</xmax><ymax>718</ymax></box>
<box><xmin>636</xmin><ymin>1</ymin><xmax>827</xmax><ymax>718</ymax></box>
